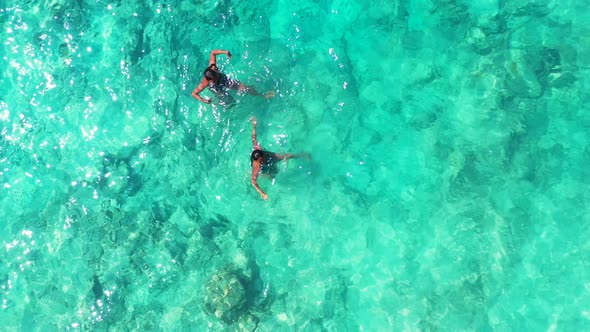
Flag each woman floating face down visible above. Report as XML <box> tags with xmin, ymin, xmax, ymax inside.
<box><xmin>249</xmin><ymin>117</ymin><xmax>309</xmax><ymax>201</ymax></box>
<box><xmin>191</xmin><ymin>49</ymin><xmax>275</xmax><ymax>104</ymax></box>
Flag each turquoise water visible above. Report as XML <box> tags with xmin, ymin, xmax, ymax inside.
<box><xmin>1</xmin><ymin>0</ymin><xmax>590</xmax><ymax>330</ymax></box>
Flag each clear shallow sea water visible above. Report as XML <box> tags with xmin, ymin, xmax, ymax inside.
<box><xmin>1</xmin><ymin>0</ymin><xmax>589</xmax><ymax>330</ymax></box>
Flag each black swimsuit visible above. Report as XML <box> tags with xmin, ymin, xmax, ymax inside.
<box><xmin>260</xmin><ymin>152</ymin><xmax>277</xmax><ymax>174</ymax></box>
<box><xmin>206</xmin><ymin>64</ymin><xmax>239</xmax><ymax>95</ymax></box>
<box><xmin>205</xmin><ymin>65</ymin><xmax>239</xmax><ymax>106</ymax></box>
<box><xmin>252</xmin><ymin>150</ymin><xmax>279</xmax><ymax>175</ymax></box>
<box><xmin>208</xmin><ymin>73</ymin><xmax>232</xmax><ymax>94</ymax></box>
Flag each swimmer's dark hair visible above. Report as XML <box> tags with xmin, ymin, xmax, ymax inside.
<box><xmin>203</xmin><ymin>64</ymin><xmax>218</xmax><ymax>81</ymax></box>
<box><xmin>251</xmin><ymin>149</ymin><xmax>263</xmax><ymax>162</ymax></box>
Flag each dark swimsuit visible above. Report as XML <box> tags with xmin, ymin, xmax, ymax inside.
<box><xmin>208</xmin><ymin>73</ymin><xmax>232</xmax><ymax>94</ymax></box>
<box><xmin>259</xmin><ymin>152</ymin><xmax>278</xmax><ymax>174</ymax></box>
<box><xmin>206</xmin><ymin>65</ymin><xmax>239</xmax><ymax>106</ymax></box>
<box><xmin>253</xmin><ymin>144</ymin><xmax>279</xmax><ymax>175</ymax></box>
<box><xmin>206</xmin><ymin>65</ymin><xmax>239</xmax><ymax>94</ymax></box>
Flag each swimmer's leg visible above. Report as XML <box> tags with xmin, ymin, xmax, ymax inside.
<box><xmin>274</xmin><ymin>152</ymin><xmax>311</xmax><ymax>161</ymax></box>
<box><xmin>236</xmin><ymin>82</ymin><xmax>274</xmax><ymax>99</ymax></box>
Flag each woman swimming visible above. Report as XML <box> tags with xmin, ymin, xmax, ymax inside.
<box><xmin>249</xmin><ymin>116</ymin><xmax>309</xmax><ymax>200</ymax></box>
<box><xmin>191</xmin><ymin>49</ymin><xmax>274</xmax><ymax>104</ymax></box>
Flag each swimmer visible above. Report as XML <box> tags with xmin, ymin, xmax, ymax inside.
<box><xmin>249</xmin><ymin>116</ymin><xmax>309</xmax><ymax>200</ymax></box>
<box><xmin>191</xmin><ymin>49</ymin><xmax>274</xmax><ymax>104</ymax></box>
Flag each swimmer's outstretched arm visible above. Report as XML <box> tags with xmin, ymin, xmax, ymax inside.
<box><xmin>250</xmin><ymin>116</ymin><xmax>258</xmax><ymax>146</ymax></box>
<box><xmin>210</xmin><ymin>49</ymin><xmax>231</xmax><ymax>65</ymax></box>
<box><xmin>251</xmin><ymin>164</ymin><xmax>268</xmax><ymax>200</ymax></box>
<box><xmin>250</xmin><ymin>117</ymin><xmax>267</xmax><ymax>200</ymax></box>
<box><xmin>191</xmin><ymin>78</ymin><xmax>212</xmax><ymax>104</ymax></box>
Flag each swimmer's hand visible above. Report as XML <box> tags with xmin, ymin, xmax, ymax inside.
<box><xmin>226</xmin><ymin>51</ymin><xmax>232</xmax><ymax>59</ymax></box>
<box><xmin>261</xmin><ymin>193</ymin><xmax>268</xmax><ymax>200</ymax></box>
<box><xmin>204</xmin><ymin>98</ymin><xmax>212</xmax><ymax>104</ymax></box>
<box><xmin>264</xmin><ymin>91</ymin><xmax>275</xmax><ymax>99</ymax></box>
<box><xmin>250</xmin><ymin>116</ymin><xmax>257</xmax><ymax>125</ymax></box>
